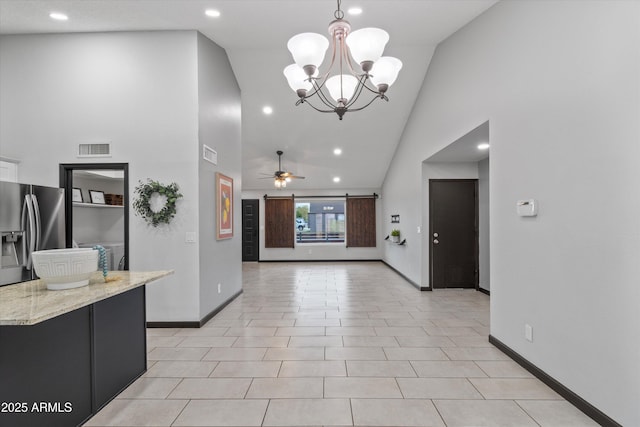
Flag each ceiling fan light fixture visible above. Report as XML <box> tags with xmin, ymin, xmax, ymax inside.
<box><xmin>284</xmin><ymin>0</ymin><xmax>402</xmax><ymax>120</ymax></box>
<box><xmin>270</xmin><ymin>151</ymin><xmax>304</xmax><ymax>189</ymax></box>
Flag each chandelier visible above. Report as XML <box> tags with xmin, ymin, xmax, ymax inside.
<box><xmin>283</xmin><ymin>0</ymin><xmax>402</xmax><ymax>120</ymax></box>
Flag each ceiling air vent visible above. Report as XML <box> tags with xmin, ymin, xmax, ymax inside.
<box><xmin>78</xmin><ymin>143</ymin><xmax>111</xmax><ymax>158</ymax></box>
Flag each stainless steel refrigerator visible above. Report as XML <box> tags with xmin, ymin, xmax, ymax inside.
<box><xmin>0</xmin><ymin>181</ymin><xmax>65</xmax><ymax>286</ymax></box>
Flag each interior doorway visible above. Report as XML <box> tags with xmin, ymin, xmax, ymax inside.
<box><xmin>429</xmin><ymin>179</ymin><xmax>478</xmax><ymax>289</ymax></box>
<box><xmin>60</xmin><ymin>163</ymin><xmax>129</xmax><ymax>270</ymax></box>
<box><xmin>242</xmin><ymin>199</ymin><xmax>259</xmax><ymax>261</ymax></box>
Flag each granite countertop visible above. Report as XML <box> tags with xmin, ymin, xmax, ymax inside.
<box><xmin>0</xmin><ymin>270</ymin><xmax>173</xmax><ymax>326</ymax></box>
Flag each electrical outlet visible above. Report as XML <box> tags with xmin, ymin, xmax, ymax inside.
<box><xmin>525</xmin><ymin>324</ymin><xmax>533</xmax><ymax>342</ymax></box>
<box><xmin>217</xmin><ymin>283</ymin><xmax>221</xmax><ymax>294</ymax></box>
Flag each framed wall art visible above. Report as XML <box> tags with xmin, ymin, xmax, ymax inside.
<box><xmin>216</xmin><ymin>172</ymin><xmax>233</xmax><ymax>239</ymax></box>
<box><xmin>72</xmin><ymin>188</ymin><xmax>83</xmax><ymax>203</ymax></box>
<box><xmin>89</xmin><ymin>190</ymin><xmax>105</xmax><ymax>204</ymax></box>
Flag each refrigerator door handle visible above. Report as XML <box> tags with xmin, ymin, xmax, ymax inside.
<box><xmin>31</xmin><ymin>194</ymin><xmax>42</xmax><ymax>251</ymax></box>
<box><xmin>22</xmin><ymin>195</ymin><xmax>36</xmax><ymax>270</ymax></box>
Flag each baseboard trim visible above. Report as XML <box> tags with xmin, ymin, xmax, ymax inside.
<box><xmin>478</xmin><ymin>287</ymin><xmax>490</xmax><ymax>296</ymax></box>
<box><xmin>147</xmin><ymin>289</ymin><xmax>243</xmax><ymax>329</ymax></box>
<box><xmin>199</xmin><ymin>289</ymin><xmax>243</xmax><ymax>326</ymax></box>
<box><xmin>258</xmin><ymin>259</ymin><xmax>382</xmax><ymax>263</ymax></box>
<box><xmin>146</xmin><ymin>321</ymin><xmax>200</xmax><ymax>328</ymax></box>
<box><xmin>488</xmin><ymin>335</ymin><xmax>622</xmax><ymax>427</ymax></box>
<box><xmin>381</xmin><ymin>260</ymin><xmax>430</xmax><ymax>291</ymax></box>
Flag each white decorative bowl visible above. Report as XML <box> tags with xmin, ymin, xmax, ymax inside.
<box><xmin>32</xmin><ymin>248</ymin><xmax>98</xmax><ymax>290</ymax></box>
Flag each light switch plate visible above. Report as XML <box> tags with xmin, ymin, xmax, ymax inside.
<box><xmin>517</xmin><ymin>199</ymin><xmax>538</xmax><ymax>217</ymax></box>
<box><xmin>525</xmin><ymin>324</ymin><xmax>533</xmax><ymax>342</ymax></box>
<box><xmin>185</xmin><ymin>232</ymin><xmax>196</xmax><ymax>243</ymax></box>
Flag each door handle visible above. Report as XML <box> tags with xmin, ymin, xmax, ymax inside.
<box><xmin>433</xmin><ymin>239</ymin><xmax>439</xmax><ymax>244</ymax></box>
<box><xmin>23</xmin><ymin>195</ymin><xmax>36</xmax><ymax>270</ymax></box>
<box><xmin>31</xmin><ymin>194</ymin><xmax>41</xmax><ymax>251</ymax></box>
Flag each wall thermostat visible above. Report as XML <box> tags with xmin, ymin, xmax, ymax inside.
<box><xmin>517</xmin><ymin>199</ymin><xmax>537</xmax><ymax>217</ymax></box>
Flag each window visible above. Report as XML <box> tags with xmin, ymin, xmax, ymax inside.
<box><xmin>295</xmin><ymin>200</ymin><xmax>345</xmax><ymax>243</ymax></box>
<box><xmin>264</xmin><ymin>194</ymin><xmax>376</xmax><ymax>249</ymax></box>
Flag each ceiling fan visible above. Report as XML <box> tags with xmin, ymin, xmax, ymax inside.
<box><xmin>260</xmin><ymin>150</ymin><xmax>305</xmax><ymax>188</ymax></box>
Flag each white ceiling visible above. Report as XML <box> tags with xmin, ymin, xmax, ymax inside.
<box><xmin>0</xmin><ymin>0</ymin><xmax>497</xmax><ymax>190</ymax></box>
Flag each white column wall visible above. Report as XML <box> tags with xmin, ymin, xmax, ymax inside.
<box><xmin>0</xmin><ymin>31</ymin><xmax>239</xmax><ymax>323</ymax></box>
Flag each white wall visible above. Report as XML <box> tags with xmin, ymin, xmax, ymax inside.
<box><xmin>241</xmin><ymin>189</ymin><xmax>382</xmax><ymax>261</ymax></box>
<box><xmin>196</xmin><ymin>33</ymin><xmax>242</xmax><ymax>319</ymax></box>
<box><xmin>0</xmin><ymin>31</ymin><xmax>242</xmax><ymax>323</ymax></box>
<box><xmin>382</xmin><ymin>1</ymin><xmax>639</xmax><ymax>425</ymax></box>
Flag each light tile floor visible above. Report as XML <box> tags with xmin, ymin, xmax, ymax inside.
<box><xmin>84</xmin><ymin>261</ymin><xmax>599</xmax><ymax>427</ymax></box>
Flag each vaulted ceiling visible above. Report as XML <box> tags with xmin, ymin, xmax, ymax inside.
<box><xmin>0</xmin><ymin>0</ymin><xmax>497</xmax><ymax>190</ymax></box>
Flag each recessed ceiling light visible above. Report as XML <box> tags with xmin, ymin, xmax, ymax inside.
<box><xmin>477</xmin><ymin>143</ymin><xmax>490</xmax><ymax>150</ymax></box>
<box><xmin>205</xmin><ymin>9</ymin><xmax>221</xmax><ymax>18</ymax></box>
<box><xmin>333</xmin><ymin>177</ymin><xmax>341</xmax><ymax>183</ymax></box>
<box><xmin>262</xmin><ymin>106</ymin><xmax>273</xmax><ymax>115</ymax></box>
<box><xmin>333</xmin><ymin>148</ymin><xmax>342</xmax><ymax>155</ymax></box>
<box><xmin>49</xmin><ymin>12</ymin><xmax>68</xmax><ymax>21</ymax></box>
<box><xmin>348</xmin><ymin>7</ymin><xmax>363</xmax><ymax>15</ymax></box>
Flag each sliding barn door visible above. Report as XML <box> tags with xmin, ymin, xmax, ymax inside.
<box><xmin>265</xmin><ymin>198</ymin><xmax>294</xmax><ymax>248</ymax></box>
<box><xmin>346</xmin><ymin>197</ymin><xmax>376</xmax><ymax>247</ymax></box>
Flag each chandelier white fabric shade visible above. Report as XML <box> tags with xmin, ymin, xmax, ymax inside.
<box><xmin>283</xmin><ymin>0</ymin><xmax>402</xmax><ymax>120</ymax></box>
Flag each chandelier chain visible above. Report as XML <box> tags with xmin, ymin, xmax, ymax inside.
<box><xmin>334</xmin><ymin>0</ymin><xmax>344</xmax><ymax>20</ymax></box>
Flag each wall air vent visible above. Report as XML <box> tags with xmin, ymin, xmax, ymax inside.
<box><xmin>203</xmin><ymin>144</ymin><xmax>217</xmax><ymax>165</ymax></box>
<box><xmin>78</xmin><ymin>143</ymin><xmax>111</xmax><ymax>158</ymax></box>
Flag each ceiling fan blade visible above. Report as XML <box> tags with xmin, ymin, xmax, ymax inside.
<box><xmin>288</xmin><ymin>175</ymin><xmax>305</xmax><ymax>179</ymax></box>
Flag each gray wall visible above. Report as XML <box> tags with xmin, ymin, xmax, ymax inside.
<box><xmin>478</xmin><ymin>157</ymin><xmax>490</xmax><ymax>291</ymax></box>
<box><xmin>0</xmin><ymin>31</ymin><xmax>242</xmax><ymax>323</ymax></box>
<box><xmin>382</xmin><ymin>1</ymin><xmax>639</xmax><ymax>425</ymax></box>
<box><xmin>196</xmin><ymin>33</ymin><xmax>242</xmax><ymax>319</ymax></box>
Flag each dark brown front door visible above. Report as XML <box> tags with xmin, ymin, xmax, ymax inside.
<box><xmin>429</xmin><ymin>180</ymin><xmax>478</xmax><ymax>289</ymax></box>
<box><xmin>242</xmin><ymin>199</ymin><xmax>259</xmax><ymax>261</ymax></box>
